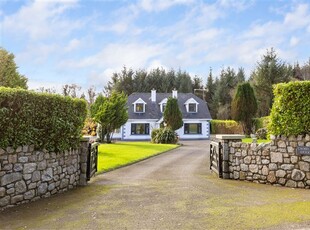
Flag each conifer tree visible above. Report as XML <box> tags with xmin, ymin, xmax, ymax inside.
<box><xmin>163</xmin><ymin>97</ymin><xmax>183</xmax><ymax>131</ymax></box>
<box><xmin>231</xmin><ymin>82</ymin><xmax>257</xmax><ymax>135</ymax></box>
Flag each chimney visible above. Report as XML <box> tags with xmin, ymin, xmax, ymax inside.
<box><xmin>172</xmin><ymin>89</ymin><xmax>178</xmax><ymax>98</ymax></box>
<box><xmin>151</xmin><ymin>89</ymin><xmax>156</xmax><ymax>102</ymax></box>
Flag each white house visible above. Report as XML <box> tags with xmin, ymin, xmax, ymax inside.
<box><xmin>113</xmin><ymin>89</ymin><xmax>212</xmax><ymax>140</ymax></box>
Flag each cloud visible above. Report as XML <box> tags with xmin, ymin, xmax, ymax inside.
<box><xmin>138</xmin><ymin>0</ymin><xmax>194</xmax><ymax>12</ymax></box>
<box><xmin>284</xmin><ymin>4</ymin><xmax>310</xmax><ymax>30</ymax></box>
<box><xmin>289</xmin><ymin>36</ymin><xmax>299</xmax><ymax>47</ymax></box>
<box><xmin>218</xmin><ymin>0</ymin><xmax>255</xmax><ymax>11</ymax></box>
<box><xmin>62</xmin><ymin>42</ymin><xmax>166</xmax><ymax>70</ymax></box>
<box><xmin>2</xmin><ymin>0</ymin><xmax>82</xmax><ymax>41</ymax></box>
<box><xmin>64</xmin><ymin>38</ymin><xmax>81</xmax><ymax>52</ymax></box>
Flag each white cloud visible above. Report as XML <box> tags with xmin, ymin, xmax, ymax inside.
<box><xmin>284</xmin><ymin>4</ymin><xmax>310</xmax><ymax>30</ymax></box>
<box><xmin>289</xmin><ymin>36</ymin><xmax>299</xmax><ymax>47</ymax></box>
<box><xmin>62</xmin><ymin>42</ymin><xmax>165</xmax><ymax>71</ymax></box>
<box><xmin>64</xmin><ymin>38</ymin><xmax>81</xmax><ymax>52</ymax></box>
<box><xmin>218</xmin><ymin>0</ymin><xmax>255</xmax><ymax>11</ymax></box>
<box><xmin>2</xmin><ymin>0</ymin><xmax>81</xmax><ymax>41</ymax></box>
<box><xmin>138</xmin><ymin>0</ymin><xmax>194</xmax><ymax>12</ymax></box>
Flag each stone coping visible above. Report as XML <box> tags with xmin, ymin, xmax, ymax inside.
<box><xmin>215</xmin><ymin>134</ymin><xmax>245</xmax><ymax>140</ymax></box>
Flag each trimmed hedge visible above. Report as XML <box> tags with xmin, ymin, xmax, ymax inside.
<box><xmin>269</xmin><ymin>81</ymin><xmax>310</xmax><ymax>136</ymax></box>
<box><xmin>0</xmin><ymin>87</ymin><xmax>87</xmax><ymax>151</ymax></box>
<box><xmin>210</xmin><ymin>120</ymin><xmax>243</xmax><ymax>134</ymax></box>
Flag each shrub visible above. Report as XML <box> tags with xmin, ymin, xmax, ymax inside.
<box><xmin>152</xmin><ymin>128</ymin><xmax>178</xmax><ymax>144</ymax></box>
<box><xmin>210</xmin><ymin>120</ymin><xmax>243</xmax><ymax>134</ymax></box>
<box><xmin>0</xmin><ymin>87</ymin><xmax>87</xmax><ymax>151</ymax></box>
<box><xmin>82</xmin><ymin>118</ymin><xmax>97</xmax><ymax>136</ymax></box>
<box><xmin>253</xmin><ymin>116</ymin><xmax>270</xmax><ymax>131</ymax></box>
<box><xmin>255</xmin><ymin>128</ymin><xmax>268</xmax><ymax>139</ymax></box>
<box><xmin>151</xmin><ymin>128</ymin><xmax>160</xmax><ymax>143</ymax></box>
<box><xmin>269</xmin><ymin>81</ymin><xmax>310</xmax><ymax>136</ymax></box>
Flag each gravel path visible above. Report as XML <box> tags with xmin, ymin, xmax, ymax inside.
<box><xmin>1</xmin><ymin>140</ymin><xmax>310</xmax><ymax>230</ymax></box>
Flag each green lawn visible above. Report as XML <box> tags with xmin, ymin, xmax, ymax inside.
<box><xmin>97</xmin><ymin>142</ymin><xmax>178</xmax><ymax>173</ymax></box>
<box><xmin>242</xmin><ymin>138</ymin><xmax>270</xmax><ymax>144</ymax></box>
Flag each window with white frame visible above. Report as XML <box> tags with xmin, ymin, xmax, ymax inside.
<box><xmin>188</xmin><ymin>103</ymin><xmax>197</xmax><ymax>112</ymax></box>
<box><xmin>184</xmin><ymin>123</ymin><xmax>202</xmax><ymax>134</ymax></box>
<box><xmin>135</xmin><ymin>103</ymin><xmax>145</xmax><ymax>112</ymax></box>
<box><xmin>133</xmin><ymin>98</ymin><xmax>146</xmax><ymax>113</ymax></box>
<box><xmin>131</xmin><ymin>123</ymin><xmax>150</xmax><ymax>135</ymax></box>
<box><xmin>184</xmin><ymin>98</ymin><xmax>199</xmax><ymax>113</ymax></box>
<box><xmin>159</xmin><ymin>98</ymin><xmax>168</xmax><ymax>113</ymax></box>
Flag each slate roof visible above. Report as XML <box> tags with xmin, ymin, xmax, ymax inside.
<box><xmin>127</xmin><ymin>92</ymin><xmax>212</xmax><ymax>120</ymax></box>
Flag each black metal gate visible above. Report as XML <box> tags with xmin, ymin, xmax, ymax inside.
<box><xmin>87</xmin><ymin>142</ymin><xmax>99</xmax><ymax>181</ymax></box>
<box><xmin>210</xmin><ymin>141</ymin><xmax>223</xmax><ymax>178</ymax></box>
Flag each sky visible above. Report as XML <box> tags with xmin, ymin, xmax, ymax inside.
<box><xmin>1</xmin><ymin>0</ymin><xmax>310</xmax><ymax>92</ymax></box>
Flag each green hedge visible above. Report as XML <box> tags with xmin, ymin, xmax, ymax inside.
<box><xmin>269</xmin><ymin>81</ymin><xmax>310</xmax><ymax>136</ymax></box>
<box><xmin>0</xmin><ymin>87</ymin><xmax>87</xmax><ymax>151</ymax></box>
<box><xmin>210</xmin><ymin>120</ymin><xmax>243</xmax><ymax>134</ymax></box>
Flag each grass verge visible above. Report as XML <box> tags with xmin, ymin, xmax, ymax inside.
<box><xmin>242</xmin><ymin>138</ymin><xmax>270</xmax><ymax>144</ymax></box>
<box><xmin>97</xmin><ymin>141</ymin><xmax>178</xmax><ymax>173</ymax></box>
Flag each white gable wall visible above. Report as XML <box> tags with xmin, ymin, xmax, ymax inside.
<box><xmin>119</xmin><ymin>119</ymin><xmax>210</xmax><ymax>141</ymax></box>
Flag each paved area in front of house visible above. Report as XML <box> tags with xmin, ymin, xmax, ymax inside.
<box><xmin>1</xmin><ymin>140</ymin><xmax>310</xmax><ymax>230</ymax></box>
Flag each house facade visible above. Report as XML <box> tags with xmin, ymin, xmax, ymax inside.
<box><xmin>113</xmin><ymin>89</ymin><xmax>212</xmax><ymax>140</ymax></box>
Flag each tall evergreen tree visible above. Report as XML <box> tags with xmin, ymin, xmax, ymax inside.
<box><xmin>205</xmin><ymin>68</ymin><xmax>217</xmax><ymax>118</ymax></box>
<box><xmin>231</xmin><ymin>82</ymin><xmax>258</xmax><ymax>135</ymax></box>
<box><xmin>250</xmin><ymin>48</ymin><xmax>292</xmax><ymax>117</ymax></box>
<box><xmin>164</xmin><ymin>97</ymin><xmax>183</xmax><ymax>131</ymax></box>
<box><xmin>175</xmin><ymin>70</ymin><xmax>192</xmax><ymax>93</ymax></box>
<box><xmin>236</xmin><ymin>67</ymin><xmax>246</xmax><ymax>83</ymax></box>
<box><xmin>213</xmin><ymin>67</ymin><xmax>238</xmax><ymax>119</ymax></box>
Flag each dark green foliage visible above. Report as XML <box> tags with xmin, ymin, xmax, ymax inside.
<box><xmin>231</xmin><ymin>82</ymin><xmax>258</xmax><ymax>135</ymax></box>
<box><xmin>0</xmin><ymin>48</ymin><xmax>28</xmax><ymax>89</ymax></box>
<box><xmin>269</xmin><ymin>81</ymin><xmax>310</xmax><ymax>136</ymax></box>
<box><xmin>105</xmin><ymin>66</ymin><xmax>199</xmax><ymax>95</ymax></box>
<box><xmin>163</xmin><ymin>97</ymin><xmax>183</xmax><ymax>131</ymax></box>
<box><xmin>0</xmin><ymin>87</ymin><xmax>87</xmax><ymax>151</ymax></box>
<box><xmin>91</xmin><ymin>91</ymin><xmax>128</xmax><ymax>143</ymax></box>
<box><xmin>213</xmin><ymin>67</ymin><xmax>238</xmax><ymax>119</ymax></box>
<box><xmin>205</xmin><ymin>69</ymin><xmax>217</xmax><ymax>118</ymax></box>
<box><xmin>250</xmin><ymin>48</ymin><xmax>293</xmax><ymax>117</ymax></box>
<box><xmin>151</xmin><ymin>128</ymin><xmax>178</xmax><ymax>144</ymax></box>
<box><xmin>210</xmin><ymin>120</ymin><xmax>243</xmax><ymax>134</ymax></box>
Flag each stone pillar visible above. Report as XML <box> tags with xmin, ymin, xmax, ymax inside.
<box><xmin>79</xmin><ymin>137</ymin><xmax>89</xmax><ymax>186</ymax></box>
<box><xmin>215</xmin><ymin>134</ymin><xmax>245</xmax><ymax>179</ymax></box>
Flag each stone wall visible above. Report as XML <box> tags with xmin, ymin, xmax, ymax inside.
<box><xmin>0</xmin><ymin>139</ymin><xmax>89</xmax><ymax>210</ymax></box>
<box><xmin>214</xmin><ymin>134</ymin><xmax>310</xmax><ymax>188</ymax></box>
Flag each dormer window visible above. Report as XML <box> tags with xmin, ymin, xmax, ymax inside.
<box><xmin>188</xmin><ymin>103</ymin><xmax>197</xmax><ymax>112</ymax></box>
<box><xmin>133</xmin><ymin>98</ymin><xmax>146</xmax><ymax>113</ymax></box>
<box><xmin>159</xmin><ymin>98</ymin><xmax>168</xmax><ymax>113</ymax></box>
<box><xmin>184</xmin><ymin>98</ymin><xmax>199</xmax><ymax>113</ymax></box>
<box><xmin>162</xmin><ymin>103</ymin><xmax>166</xmax><ymax>112</ymax></box>
<box><xmin>135</xmin><ymin>103</ymin><xmax>144</xmax><ymax>112</ymax></box>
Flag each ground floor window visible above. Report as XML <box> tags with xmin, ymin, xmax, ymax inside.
<box><xmin>184</xmin><ymin>123</ymin><xmax>202</xmax><ymax>134</ymax></box>
<box><xmin>131</xmin><ymin>123</ymin><xmax>150</xmax><ymax>135</ymax></box>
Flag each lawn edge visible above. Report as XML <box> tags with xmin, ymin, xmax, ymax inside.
<box><xmin>96</xmin><ymin>144</ymin><xmax>181</xmax><ymax>174</ymax></box>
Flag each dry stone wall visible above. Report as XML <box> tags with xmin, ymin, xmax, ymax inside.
<box><xmin>221</xmin><ymin>135</ymin><xmax>310</xmax><ymax>188</ymax></box>
<box><xmin>0</xmin><ymin>139</ymin><xmax>89</xmax><ymax>210</ymax></box>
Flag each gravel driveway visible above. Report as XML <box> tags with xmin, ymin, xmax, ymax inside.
<box><xmin>1</xmin><ymin>140</ymin><xmax>310</xmax><ymax>229</ymax></box>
